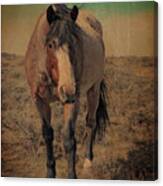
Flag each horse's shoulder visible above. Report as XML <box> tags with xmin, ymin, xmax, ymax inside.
<box><xmin>34</xmin><ymin>12</ymin><xmax>50</xmax><ymax>41</ymax></box>
<box><xmin>25</xmin><ymin>12</ymin><xmax>49</xmax><ymax>58</ymax></box>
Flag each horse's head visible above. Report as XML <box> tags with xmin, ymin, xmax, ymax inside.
<box><xmin>46</xmin><ymin>4</ymin><xmax>79</xmax><ymax>104</ymax></box>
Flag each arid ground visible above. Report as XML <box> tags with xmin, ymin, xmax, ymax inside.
<box><xmin>1</xmin><ymin>53</ymin><xmax>157</xmax><ymax>180</ymax></box>
<box><xmin>1</xmin><ymin>1</ymin><xmax>157</xmax><ymax>180</ymax></box>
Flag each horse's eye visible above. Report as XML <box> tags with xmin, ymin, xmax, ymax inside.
<box><xmin>52</xmin><ymin>40</ymin><xmax>57</xmax><ymax>49</ymax></box>
<box><xmin>48</xmin><ymin>44</ymin><xmax>52</xmax><ymax>48</ymax></box>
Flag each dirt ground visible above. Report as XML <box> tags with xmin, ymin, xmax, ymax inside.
<box><xmin>1</xmin><ymin>53</ymin><xmax>157</xmax><ymax>180</ymax></box>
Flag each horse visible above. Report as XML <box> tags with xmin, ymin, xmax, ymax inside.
<box><xmin>25</xmin><ymin>4</ymin><xmax>109</xmax><ymax>179</ymax></box>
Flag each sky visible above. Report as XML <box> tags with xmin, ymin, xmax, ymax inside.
<box><xmin>1</xmin><ymin>1</ymin><xmax>157</xmax><ymax>56</ymax></box>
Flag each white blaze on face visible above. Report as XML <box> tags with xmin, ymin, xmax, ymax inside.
<box><xmin>55</xmin><ymin>44</ymin><xmax>76</xmax><ymax>99</ymax></box>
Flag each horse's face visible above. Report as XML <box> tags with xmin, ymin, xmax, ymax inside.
<box><xmin>46</xmin><ymin>4</ymin><xmax>79</xmax><ymax>103</ymax></box>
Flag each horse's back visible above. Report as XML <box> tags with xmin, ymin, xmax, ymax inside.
<box><xmin>77</xmin><ymin>10</ymin><xmax>103</xmax><ymax>38</ymax></box>
<box><xmin>77</xmin><ymin>10</ymin><xmax>105</xmax><ymax>94</ymax></box>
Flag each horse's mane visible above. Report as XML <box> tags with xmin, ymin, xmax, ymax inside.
<box><xmin>45</xmin><ymin>19</ymin><xmax>81</xmax><ymax>47</ymax></box>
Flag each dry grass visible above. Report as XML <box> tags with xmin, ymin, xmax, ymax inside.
<box><xmin>1</xmin><ymin>53</ymin><xmax>157</xmax><ymax>180</ymax></box>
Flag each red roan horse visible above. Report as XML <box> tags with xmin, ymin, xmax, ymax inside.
<box><xmin>25</xmin><ymin>4</ymin><xmax>109</xmax><ymax>178</ymax></box>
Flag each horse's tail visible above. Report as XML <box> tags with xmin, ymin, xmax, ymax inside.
<box><xmin>96</xmin><ymin>79</ymin><xmax>110</xmax><ymax>140</ymax></box>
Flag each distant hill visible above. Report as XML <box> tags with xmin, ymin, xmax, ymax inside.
<box><xmin>1</xmin><ymin>52</ymin><xmax>23</xmax><ymax>61</ymax></box>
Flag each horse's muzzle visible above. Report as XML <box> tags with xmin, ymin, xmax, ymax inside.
<box><xmin>58</xmin><ymin>85</ymin><xmax>76</xmax><ymax>104</ymax></box>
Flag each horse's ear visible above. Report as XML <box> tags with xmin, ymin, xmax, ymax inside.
<box><xmin>71</xmin><ymin>5</ymin><xmax>78</xmax><ymax>22</ymax></box>
<box><xmin>47</xmin><ymin>5</ymin><xmax>57</xmax><ymax>25</ymax></box>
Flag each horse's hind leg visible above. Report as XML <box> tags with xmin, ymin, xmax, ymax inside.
<box><xmin>35</xmin><ymin>96</ymin><xmax>55</xmax><ymax>178</ymax></box>
<box><xmin>83</xmin><ymin>82</ymin><xmax>100</xmax><ymax>169</ymax></box>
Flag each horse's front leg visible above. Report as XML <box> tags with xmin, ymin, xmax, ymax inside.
<box><xmin>35</xmin><ymin>95</ymin><xmax>55</xmax><ymax>178</ymax></box>
<box><xmin>63</xmin><ymin>100</ymin><xmax>79</xmax><ymax>179</ymax></box>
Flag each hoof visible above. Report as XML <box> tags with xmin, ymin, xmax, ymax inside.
<box><xmin>83</xmin><ymin>158</ymin><xmax>92</xmax><ymax>169</ymax></box>
<box><xmin>47</xmin><ymin>169</ymin><xmax>55</xmax><ymax>178</ymax></box>
<box><xmin>68</xmin><ymin>173</ymin><xmax>77</xmax><ymax>179</ymax></box>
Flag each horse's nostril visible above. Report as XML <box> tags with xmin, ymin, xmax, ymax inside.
<box><xmin>58</xmin><ymin>86</ymin><xmax>67</xmax><ymax>102</ymax></box>
<box><xmin>60</xmin><ymin>86</ymin><xmax>65</xmax><ymax>96</ymax></box>
<box><xmin>48</xmin><ymin>44</ymin><xmax>52</xmax><ymax>48</ymax></box>
<box><xmin>65</xmin><ymin>95</ymin><xmax>76</xmax><ymax>104</ymax></box>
